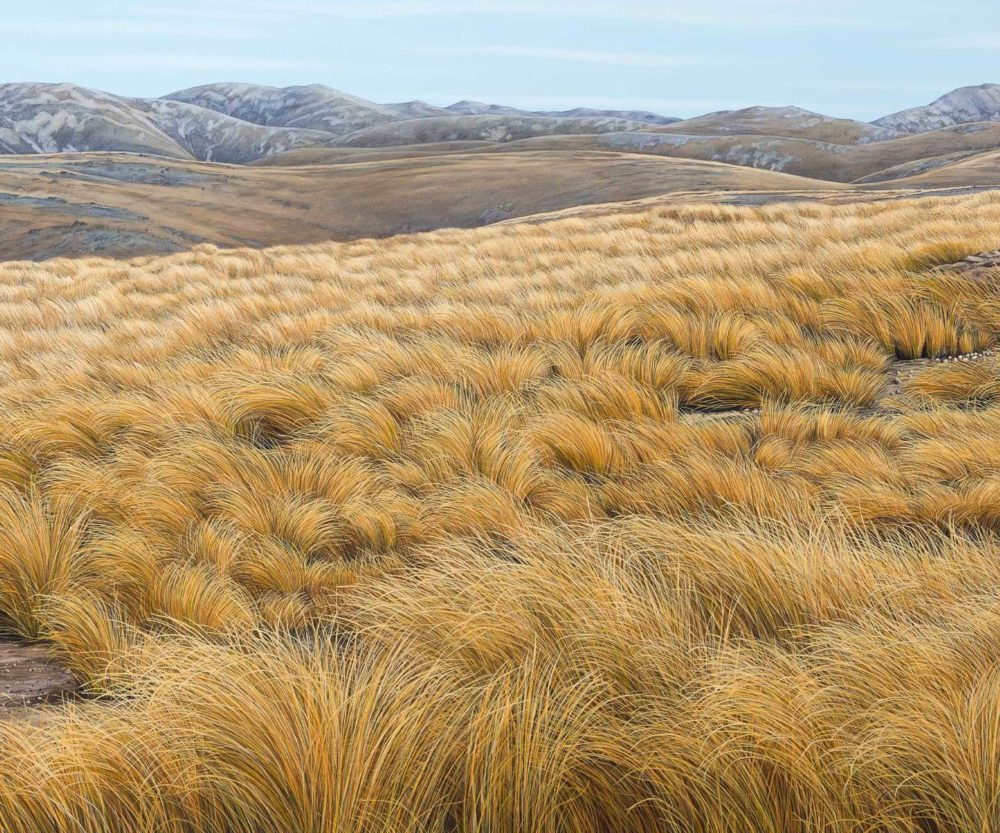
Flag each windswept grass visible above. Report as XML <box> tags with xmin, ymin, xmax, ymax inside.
<box><xmin>0</xmin><ymin>193</ymin><xmax>996</xmax><ymax>830</ymax></box>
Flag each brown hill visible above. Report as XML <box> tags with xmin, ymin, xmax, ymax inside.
<box><xmin>259</xmin><ymin>122</ymin><xmax>1000</xmax><ymax>186</ymax></box>
<box><xmin>462</xmin><ymin>123</ymin><xmax>1000</xmax><ymax>184</ymax></box>
<box><xmin>865</xmin><ymin>147</ymin><xmax>1000</xmax><ymax>189</ymax></box>
<box><xmin>652</xmin><ymin>105</ymin><xmax>901</xmax><ymax>144</ymax></box>
<box><xmin>0</xmin><ymin>150</ymin><xmax>844</xmax><ymax>261</ymax></box>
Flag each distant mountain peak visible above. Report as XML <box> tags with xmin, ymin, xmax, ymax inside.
<box><xmin>0</xmin><ymin>81</ymin><xmax>335</xmax><ymax>163</ymax></box>
<box><xmin>164</xmin><ymin>82</ymin><xmax>400</xmax><ymax>134</ymax></box>
<box><xmin>873</xmin><ymin>83</ymin><xmax>1000</xmax><ymax>133</ymax></box>
<box><xmin>736</xmin><ymin>105</ymin><xmax>814</xmax><ymax>117</ymax></box>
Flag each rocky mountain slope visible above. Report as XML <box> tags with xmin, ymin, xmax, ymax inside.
<box><xmin>133</xmin><ymin>99</ymin><xmax>333</xmax><ymax>163</ymax></box>
<box><xmin>0</xmin><ymin>82</ymin><xmax>683</xmax><ymax>163</ymax></box>
<box><xmin>338</xmin><ymin>114</ymin><xmax>649</xmax><ymax>147</ymax></box>
<box><xmin>163</xmin><ymin>82</ymin><xmax>402</xmax><ymax>135</ymax></box>
<box><xmin>0</xmin><ymin>82</ymin><xmax>189</xmax><ymax>158</ymax></box>
<box><xmin>0</xmin><ymin>82</ymin><xmax>336</xmax><ymax>163</ymax></box>
<box><xmin>445</xmin><ymin>100</ymin><xmax>679</xmax><ymax>125</ymax></box>
<box><xmin>386</xmin><ymin>100</ymin><xmax>454</xmax><ymax>119</ymax></box>
<box><xmin>874</xmin><ymin>84</ymin><xmax>1000</xmax><ymax>133</ymax></box>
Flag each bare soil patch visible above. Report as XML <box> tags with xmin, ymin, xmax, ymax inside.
<box><xmin>933</xmin><ymin>248</ymin><xmax>1000</xmax><ymax>273</ymax></box>
<box><xmin>0</xmin><ymin>639</ymin><xmax>78</xmax><ymax>720</ymax></box>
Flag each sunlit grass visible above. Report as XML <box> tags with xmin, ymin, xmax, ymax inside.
<box><xmin>0</xmin><ymin>192</ymin><xmax>996</xmax><ymax>830</ymax></box>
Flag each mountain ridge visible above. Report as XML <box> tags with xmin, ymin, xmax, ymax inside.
<box><xmin>0</xmin><ymin>80</ymin><xmax>996</xmax><ymax>167</ymax></box>
<box><xmin>445</xmin><ymin>100</ymin><xmax>680</xmax><ymax>124</ymax></box>
<box><xmin>874</xmin><ymin>83</ymin><xmax>1000</xmax><ymax>133</ymax></box>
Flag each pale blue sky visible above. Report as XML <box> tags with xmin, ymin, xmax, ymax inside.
<box><xmin>3</xmin><ymin>0</ymin><xmax>997</xmax><ymax>119</ymax></box>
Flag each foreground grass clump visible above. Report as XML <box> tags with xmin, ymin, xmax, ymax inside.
<box><xmin>0</xmin><ymin>193</ymin><xmax>998</xmax><ymax>831</ymax></box>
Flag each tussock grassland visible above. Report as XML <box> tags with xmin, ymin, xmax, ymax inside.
<box><xmin>0</xmin><ymin>193</ymin><xmax>999</xmax><ymax>831</ymax></box>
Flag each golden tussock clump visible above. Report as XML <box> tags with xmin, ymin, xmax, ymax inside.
<box><xmin>0</xmin><ymin>192</ymin><xmax>996</xmax><ymax>830</ymax></box>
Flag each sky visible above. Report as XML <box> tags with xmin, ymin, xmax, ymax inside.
<box><xmin>2</xmin><ymin>0</ymin><xmax>998</xmax><ymax>120</ymax></box>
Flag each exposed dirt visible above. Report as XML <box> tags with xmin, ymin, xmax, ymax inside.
<box><xmin>933</xmin><ymin>249</ymin><xmax>1000</xmax><ymax>274</ymax></box>
<box><xmin>680</xmin><ymin>248</ymin><xmax>1000</xmax><ymax>422</ymax></box>
<box><xmin>0</xmin><ymin>639</ymin><xmax>78</xmax><ymax>721</ymax></box>
<box><xmin>881</xmin><ymin>350</ymin><xmax>997</xmax><ymax>403</ymax></box>
<box><xmin>870</xmin><ymin>251</ymin><xmax>1000</xmax><ymax>409</ymax></box>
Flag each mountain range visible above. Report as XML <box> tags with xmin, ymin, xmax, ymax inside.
<box><xmin>0</xmin><ymin>81</ymin><xmax>998</xmax><ymax>165</ymax></box>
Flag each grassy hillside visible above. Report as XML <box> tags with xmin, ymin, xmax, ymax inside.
<box><xmin>876</xmin><ymin>147</ymin><xmax>1000</xmax><ymax>188</ymax></box>
<box><xmin>420</xmin><ymin>122</ymin><xmax>1000</xmax><ymax>184</ymax></box>
<box><xmin>650</xmin><ymin>105</ymin><xmax>901</xmax><ymax>144</ymax></box>
<box><xmin>0</xmin><ymin>151</ymin><xmax>843</xmax><ymax>260</ymax></box>
<box><xmin>250</xmin><ymin>141</ymin><xmax>497</xmax><ymax>165</ymax></box>
<box><xmin>259</xmin><ymin>122</ymin><xmax>1000</xmax><ymax>186</ymax></box>
<box><xmin>0</xmin><ymin>193</ymin><xmax>998</xmax><ymax>830</ymax></box>
<box><xmin>847</xmin><ymin>122</ymin><xmax>1000</xmax><ymax>180</ymax></box>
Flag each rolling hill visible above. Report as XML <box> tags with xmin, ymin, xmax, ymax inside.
<box><xmin>449</xmin><ymin>121</ymin><xmax>1000</xmax><ymax>184</ymax></box>
<box><xmin>869</xmin><ymin>146</ymin><xmax>1000</xmax><ymax>189</ymax></box>
<box><xmin>0</xmin><ymin>151</ymin><xmax>846</xmax><ymax>261</ymax></box>
<box><xmin>654</xmin><ymin>105</ymin><xmax>902</xmax><ymax>144</ymax></box>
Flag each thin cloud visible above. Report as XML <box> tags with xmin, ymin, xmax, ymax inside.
<box><xmin>0</xmin><ymin>21</ymin><xmax>256</xmax><ymax>38</ymax></box>
<box><xmin>46</xmin><ymin>55</ymin><xmax>327</xmax><ymax>72</ymax></box>
<box><xmin>930</xmin><ymin>34</ymin><xmax>1000</xmax><ymax>49</ymax></box>
<box><xmin>139</xmin><ymin>0</ymin><xmax>858</xmax><ymax>27</ymax></box>
<box><xmin>475</xmin><ymin>46</ymin><xmax>699</xmax><ymax>68</ymax></box>
<box><xmin>810</xmin><ymin>81</ymin><xmax>958</xmax><ymax>94</ymax></box>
